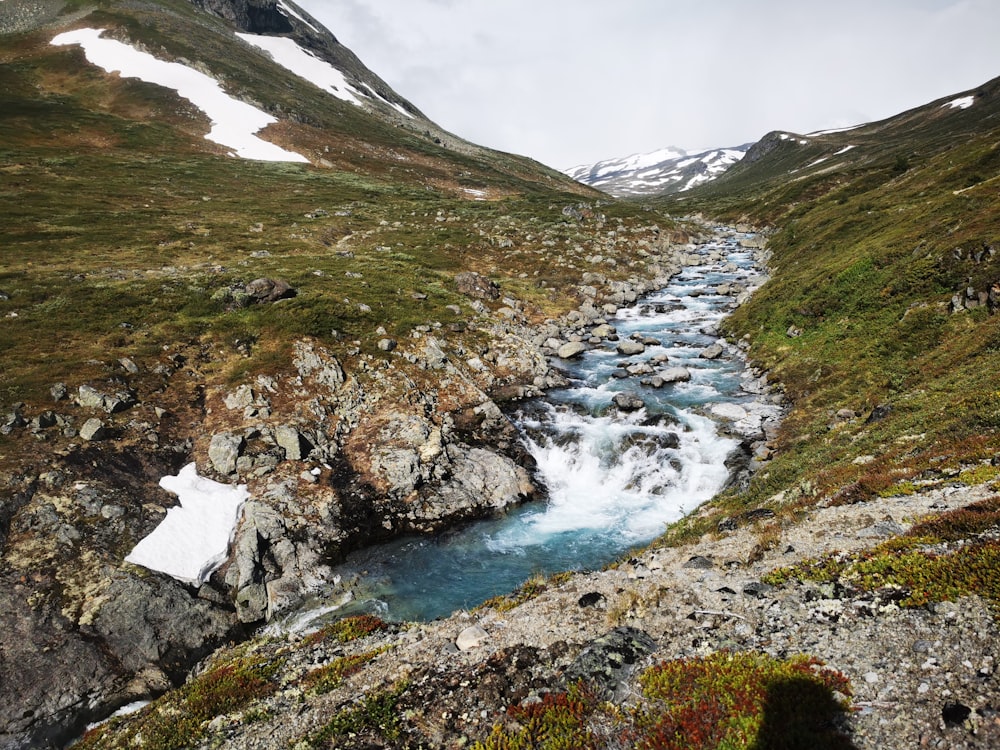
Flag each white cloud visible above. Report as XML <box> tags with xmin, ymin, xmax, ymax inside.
<box><xmin>298</xmin><ymin>0</ymin><xmax>1000</xmax><ymax>169</ymax></box>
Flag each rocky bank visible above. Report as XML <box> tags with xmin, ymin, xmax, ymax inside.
<box><xmin>0</xmin><ymin>214</ymin><xmax>716</xmax><ymax>748</ymax></box>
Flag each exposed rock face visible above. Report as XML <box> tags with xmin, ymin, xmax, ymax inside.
<box><xmin>189</xmin><ymin>0</ymin><xmax>293</xmax><ymax>34</ymax></box>
<box><xmin>0</xmin><ymin>454</ymin><xmax>243</xmax><ymax>750</ymax></box>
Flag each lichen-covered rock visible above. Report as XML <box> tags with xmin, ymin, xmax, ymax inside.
<box><xmin>563</xmin><ymin>626</ymin><xmax>657</xmax><ymax>698</ymax></box>
<box><xmin>244</xmin><ymin>277</ymin><xmax>296</xmax><ymax>304</ymax></box>
<box><xmin>293</xmin><ymin>340</ymin><xmax>345</xmax><ymax>389</ymax></box>
<box><xmin>208</xmin><ymin>432</ymin><xmax>243</xmax><ymax>475</ymax></box>
<box><xmin>79</xmin><ymin>417</ymin><xmax>108</xmax><ymax>442</ymax></box>
<box><xmin>275</xmin><ymin>425</ymin><xmax>311</xmax><ymax>461</ymax></box>
<box><xmin>557</xmin><ymin>341</ymin><xmax>587</xmax><ymax>359</ymax></box>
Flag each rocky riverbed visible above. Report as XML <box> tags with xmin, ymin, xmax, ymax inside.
<box><xmin>73</xmin><ymin>477</ymin><xmax>1000</xmax><ymax>749</ymax></box>
<box><xmin>8</xmin><ymin>221</ymin><xmax>997</xmax><ymax>750</ymax></box>
<box><xmin>0</xmin><ymin>217</ymin><xmax>723</xmax><ymax>748</ymax></box>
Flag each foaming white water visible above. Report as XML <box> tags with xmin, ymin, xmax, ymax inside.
<box><xmin>489</xmin><ymin>406</ymin><xmax>735</xmax><ymax>550</ymax></box>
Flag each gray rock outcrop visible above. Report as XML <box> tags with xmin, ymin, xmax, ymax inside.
<box><xmin>455</xmin><ymin>271</ymin><xmax>501</xmax><ymax>301</ymax></box>
<box><xmin>208</xmin><ymin>432</ymin><xmax>244</xmax><ymax>475</ymax></box>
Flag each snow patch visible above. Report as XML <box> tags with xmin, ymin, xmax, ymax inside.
<box><xmin>51</xmin><ymin>28</ymin><xmax>308</xmax><ymax>162</ymax></box>
<box><xmin>277</xmin><ymin>0</ymin><xmax>318</xmax><ymax>33</ymax></box>
<box><xmin>124</xmin><ymin>463</ymin><xmax>248</xmax><ymax>585</ymax></box>
<box><xmin>808</xmin><ymin>124</ymin><xmax>862</xmax><ymax>136</ymax></box>
<box><xmin>833</xmin><ymin>145</ymin><xmax>855</xmax><ymax>156</ymax></box>
<box><xmin>944</xmin><ymin>95</ymin><xmax>974</xmax><ymax>110</ymax></box>
<box><xmin>236</xmin><ymin>32</ymin><xmax>363</xmax><ymax>106</ymax></box>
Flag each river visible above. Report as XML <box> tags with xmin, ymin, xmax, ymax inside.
<box><xmin>278</xmin><ymin>229</ymin><xmax>770</xmax><ymax>629</ymax></box>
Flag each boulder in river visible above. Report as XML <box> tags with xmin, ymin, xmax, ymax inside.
<box><xmin>557</xmin><ymin>341</ymin><xmax>587</xmax><ymax>359</ymax></box>
<box><xmin>617</xmin><ymin>340</ymin><xmax>645</xmax><ymax>356</ymax></box>
<box><xmin>657</xmin><ymin>366</ymin><xmax>692</xmax><ymax>383</ymax></box>
<box><xmin>700</xmin><ymin>343</ymin><xmax>724</xmax><ymax>359</ymax></box>
<box><xmin>612</xmin><ymin>392</ymin><xmax>645</xmax><ymax>412</ymax></box>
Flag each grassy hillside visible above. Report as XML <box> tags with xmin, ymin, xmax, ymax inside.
<box><xmin>0</xmin><ymin>1</ymin><xmax>701</xmax><ymax>526</ymax></box>
<box><xmin>660</xmin><ymin>75</ymin><xmax>1000</xmax><ymax>529</ymax></box>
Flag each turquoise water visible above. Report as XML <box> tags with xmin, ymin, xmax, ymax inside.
<box><xmin>284</xmin><ymin>236</ymin><xmax>763</xmax><ymax>627</ymax></box>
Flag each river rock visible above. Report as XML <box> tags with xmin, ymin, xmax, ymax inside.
<box><xmin>711</xmin><ymin>402</ymin><xmax>749</xmax><ymax>421</ymax></box>
<box><xmin>557</xmin><ymin>341</ymin><xmax>587</xmax><ymax>359</ymax></box>
<box><xmin>657</xmin><ymin>366</ymin><xmax>692</xmax><ymax>383</ymax></box>
<box><xmin>617</xmin><ymin>340</ymin><xmax>645</xmax><ymax>356</ymax></box>
<box><xmin>612</xmin><ymin>392</ymin><xmax>645</xmax><ymax>412</ymax></box>
<box><xmin>700</xmin><ymin>343</ymin><xmax>724</xmax><ymax>359</ymax></box>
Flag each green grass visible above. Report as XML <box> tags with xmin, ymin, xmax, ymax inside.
<box><xmin>763</xmin><ymin>496</ymin><xmax>1000</xmax><ymax>608</ymax></box>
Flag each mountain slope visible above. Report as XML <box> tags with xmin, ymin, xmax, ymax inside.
<box><xmin>659</xmin><ymin>74</ymin><xmax>1000</xmax><ymax>527</ymax></box>
<box><xmin>566</xmin><ymin>143</ymin><xmax>751</xmax><ymax>197</ymax></box>
<box><xmin>677</xmin><ymin>78</ymin><xmax>1000</xmax><ymax>212</ymax></box>
<box><xmin>0</xmin><ymin>2</ymin><xmax>684</xmax><ymax>747</ymax></box>
<box><xmin>1</xmin><ymin>0</ymin><xmax>586</xmax><ymax>191</ymax></box>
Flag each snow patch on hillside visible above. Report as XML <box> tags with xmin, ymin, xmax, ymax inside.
<box><xmin>124</xmin><ymin>463</ymin><xmax>249</xmax><ymax>585</ymax></box>
<box><xmin>236</xmin><ymin>32</ymin><xmax>362</xmax><ymax>105</ymax></box>
<box><xmin>51</xmin><ymin>28</ymin><xmax>308</xmax><ymax>162</ymax></box>
<box><xmin>277</xmin><ymin>0</ymin><xmax>318</xmax><ymax>33</ymax></box>
<box><xmin>809</xmin><ymin>124</ymin><xmax>862</xmax><ymax>136</ymax></box>
<box><xmin>944</xmin><ymin>95</ymin><xmax>975</xmax><ymax>110</ymax></box>
<box><xmin>237</xmin><ymin>32</ymin><xmax>413</xmax><ymax>118</ymax></box>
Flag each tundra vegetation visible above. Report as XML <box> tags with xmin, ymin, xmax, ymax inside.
<box><xmin>2</xmin><ymin>1</ymin><xmax>999</xmax><ymax>748</ymax></box>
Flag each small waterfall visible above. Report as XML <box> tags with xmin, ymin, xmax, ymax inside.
<box><xmin>273</xmin><ymin>233</ymin><xmax>766</xmax><ymax>626</ymax></box>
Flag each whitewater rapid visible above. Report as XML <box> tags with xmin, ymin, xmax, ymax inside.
<box><xmin>277</xmin><ymin>230</ymin><xmax>769</xmax><ymax>627</ymax></box>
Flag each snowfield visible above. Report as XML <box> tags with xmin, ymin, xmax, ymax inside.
<box><xmin>944</xmin><ymin>95</ymin><xmax>975</xmax><ymax>110</ymax></box>
<box><xmin>236</xmin><ymin>32</ymin><xmax>363</xmax><ymax>106</ymax></box>
<box><xmin>236</xmin><ymin>32</ymin><xmax>414</xmax><ymax>119</ymax></box>
<box><xmin>124</xmin><ymin>463</ymin><xmax>249</xmax><ymax>585</ymax></box>
<box><xmin>51</xmin><ymin>28</ymin><xmax>309</xmax><ymax>162</ymax></box>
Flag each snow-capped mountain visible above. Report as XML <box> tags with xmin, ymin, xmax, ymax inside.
<box><xmin>566</xmin><ymin>144</ymin><xmax>752</xmax><ymax>197</ymax></box>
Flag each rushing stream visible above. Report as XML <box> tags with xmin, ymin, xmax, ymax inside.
<box><xmin>280</xmin><ymin>231</ymin><xmax>768</xmax><ymax>628</ymax></box>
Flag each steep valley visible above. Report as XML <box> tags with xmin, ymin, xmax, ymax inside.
<box><xmin>1</xmin><ymin>1</ymin><xmax>1000</xmax><ymax>749</ymax></box>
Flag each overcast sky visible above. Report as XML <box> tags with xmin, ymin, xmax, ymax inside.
<box><xmin>297</xmin><ymin>0</ymin><xmax>1000</xmax><ymax>170</ymax></box>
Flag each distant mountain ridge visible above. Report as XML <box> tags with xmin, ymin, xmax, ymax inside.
<box><xmin>566</xmin><ymin>143</ymin><xmax>752</xmax><ymax>197</ymax></box>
